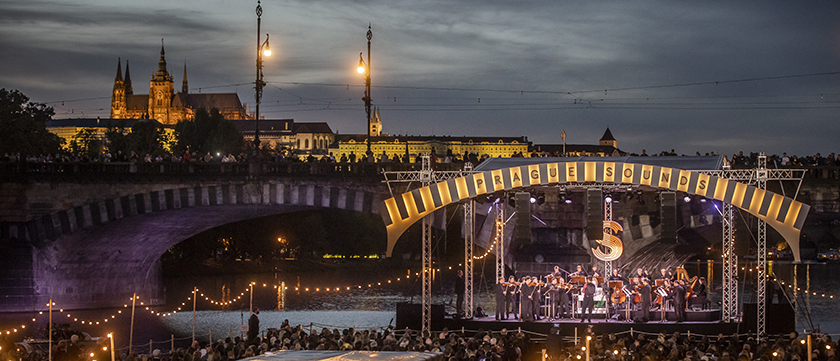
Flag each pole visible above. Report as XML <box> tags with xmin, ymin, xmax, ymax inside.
<box><xmin>48</xmin><ymin>299</ymin><xmax>52</xmax><ymax>361</ymax></box>
<box><xmin>109</xmin><ymin>333</ymin><xmax>115</xmax><ymax>361</ymax></box>
<box><xmin>808</xmin><ymin>334</ymin><xmax>812</xmax><ymax>361</ymax></box>
<box><xmin>149</xmin><ymin>340</ymin><xmax>152</xmax><ymax>356</ymax></box>
<box><xmin>586</xmin><ymin>335</ymin><xmax>591</xmax><ymax>361</ymax></box>
<box><xmin>129</xmin><ymin>293</ymin><xmax>136</xmax><ymax>354</ymax></box>
<box><xmin>254</xmin><ymin>0</ymin><xmax>263</xmax><ymax>151</ymax></box>
<box><xmin>171</xmin><ymin>335</ymin><xmax>174</xmax><ymax>353</ymax></box>
<box><xmin>192</xmin><ymin>287</ymin><xmax>197</xmax><ymax>344</ymax></box>
<box><xmin>209</xmin><ymin>328</ymin><xmax>212</xmax><ymax>345</ymax></box>
<box><xmin>250</xmin><ymin>283</ymin><xmax>254</xmax><ymax>314</ymax></box>
<box><xmin>364</xmin><ymin>25</ymin><xmax>372</xmax><ymax>155</ymax></box>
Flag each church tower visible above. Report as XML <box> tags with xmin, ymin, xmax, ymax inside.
<box><xmin>599</xmin><ymin>127</ymin><xmax>617</xmax><ymax>148</ymax></box>
<box><xmin>110</xmin><ymin>58</ymin><xmax>126</xmax><ymax>118</ymax></box>
<box><xmin>370</xmin><ymin>107</ymin><xmax>382</xmax><ymax>137</ymax></box>
<box><xmin>124</xmin><ymin>60</ymin><xmax>133</xmax><ymax>95</ymax></box>
<box><xmin>181</xmin><ymin>62</ymin><xmax>189</xmax><ymax>94</ymax></box>
<box><xmin>148</xmin><ymin>40</ymin><xmax>174</xmax><ymax>124</ymax></box>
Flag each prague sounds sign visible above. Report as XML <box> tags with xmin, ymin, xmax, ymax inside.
<box><xmin>380</xmin><ymin>160</ymin><xmax>810</xmax><ymax>262</ymax></box>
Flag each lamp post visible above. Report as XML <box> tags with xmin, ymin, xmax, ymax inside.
<box><xmin>357</xmin><ymin>25</ymin><xmax>372</xmax><ymax>157</ymax></box>
<box><xmin>254</xmin><ymin>1</ymin><xmax>271</xmax><ymax>162</ymax></box>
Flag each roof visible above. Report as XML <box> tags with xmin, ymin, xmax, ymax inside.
<box><xmin>46</xmin><ymin>118</ymin><xmax>167</xmax><ymax>128</ymax></box>
<box><xmin>473</xmin><ymin>155</ymin><xmax>725</xmax><ymax>172</ymax></box>
<box><xmin>532</xmin><ymin>143</ymin><xmax>622</xmax><ymax>155</ymax></box>
<box><xmin>234</xmin><ymin>119</ymin><xmax>294</xmax><ymax>133</ymax></box>
<box><xmin>600</xmin><ymin>127</ymin><xmax>616</xmax><ymax>141</ymax></box>
<box><xmin>126</xmin><ymin>94</ymin><xmax>149</xmax><ymax>110</ymax></box>
<box><xmin>293</xmin><ymin>122</ymin><xmax>333</xmax><ymax>134</ymax></box>
<box><xmin>335</xmin><ymin>134</ymin><xmax>529</xmax><ymax>144</ymax></box>
<box><xmin>245</xmin><ymin>350</ymin><xmax>442</xmax><ymax>361</ymax></box>
<box><xmin>172</xmin><ymin>93</ymin><xmax>243</xmax><ymax>109</ymax></box>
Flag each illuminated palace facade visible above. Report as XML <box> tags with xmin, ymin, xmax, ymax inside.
<box><xmin>110</xmin><ymin>43</ymin><xmax>247</xmax><ymax>125</ymax></box>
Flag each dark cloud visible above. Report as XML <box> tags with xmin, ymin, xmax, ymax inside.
<box><xmin>1</xmin><ymin>0</ymin><xmax>838</xmax><ymax>156</ymax></box>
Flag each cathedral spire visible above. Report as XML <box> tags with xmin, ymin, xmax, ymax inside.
<box><xmin>155</xmin><ymin>38</ymin><xmax>169</xmax><ymax>79</ymax></box>
<box><xmin>124</xmin><ymin>60</ymin><xmax>133</xmax><ymax>95</ymax></box>
<box><xmin>182</xmin><ymin>62</ymin><xmax>188</xmax><ymax>94</ymax></box>
<box><xmin>115</xmin><ymin>57</ymin><xmax>123</xmax><ymax>82</ymax></box>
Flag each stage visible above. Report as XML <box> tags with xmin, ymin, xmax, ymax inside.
<box><xmin>397</xmin><ymin>302</ymin><xmax>793</xmax><ymax>336</ymax></box>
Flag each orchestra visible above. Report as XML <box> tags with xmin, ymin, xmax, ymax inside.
<box><xmin>489</xmin><ymin>264</ymin><xmax>705</xmax><ymax>323</ymax></box>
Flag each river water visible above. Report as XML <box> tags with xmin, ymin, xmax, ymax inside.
<box><xmin>2</xmin><ymin>262</ymin><xmax>840</xmax><ymax>353</ymax></box>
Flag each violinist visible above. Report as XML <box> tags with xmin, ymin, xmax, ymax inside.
<box><xmin>570</xmin><ymin>264</ymin><xmax>588</xmax><ymax>278</ymax></box>
<box><xmin>556</xmin><ymin>277</ymin><xmax>571</xmax><ymax>319</ymax></box>
<box><xmin>521</xmin><ymin>276</ymin><xmax>534</xmax><ymax>321</ymax></box>
<box><xmin>639</xmin><ymin>278</ymin><xmax>652</xmax><ymax>322</ymax></box>
<box><xmin>495</xmin><ymin>277</ymin><xmax>507</xmax><ymax>320</ymax></box>
<box><xmin>530</xmin><ymin>277</ymin><xmax>544</xmax><ymax>320</ymax></box>
<box><xmin>506</xmin><ymin>275</ymin><xmax>519</xmax><ymax>320</ymax></box>
<box><xmin>549</xmin><ymin>265</ymin><xmax>564</xmax><ymax>279</ymax></box>
<box><xmin>609</xmin><ymin>269</ymin><xmax>626</xmax><ymax>283</ymax></box>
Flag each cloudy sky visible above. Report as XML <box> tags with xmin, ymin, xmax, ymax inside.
<box><xmin>1</xmin><ymin>0</ymin><xmax>838</xmax><ymax>157</ymax></box>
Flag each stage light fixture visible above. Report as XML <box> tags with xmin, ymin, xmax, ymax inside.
<box><xmin>530</xmin><ymin>197</ymin><xmax>536</xmax><ymax>204</ymax></box>
<box><xmin>605</xmin><ymin>195</ymin><xmax>613</xmax><ymax>203</ymax></box>
<box><xmin>684</xmin><ymin>195</ymin><xmax>692</xmax><ymax>203</ymax></box>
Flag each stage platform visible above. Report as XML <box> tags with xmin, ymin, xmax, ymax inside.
<box><xmin>440</xmin><ymin>310</ymin><xmax>739</xmax><ymax>337</ymax></box>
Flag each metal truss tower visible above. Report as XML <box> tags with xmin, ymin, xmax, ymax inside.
<box><xmin>756</xmin><ymin>154</ymin><xmax>768</xmax><ymax>336</ymax></box>
<box><xmin>603</xmin><ymin>198</ymin><xmax>613</xmax><ymax>278</ymax></box>
<box><xmin>721</xmin><ymin>201</ymin><xmax>738</xmax><ymax>322</ymax></box>
<box><xmin>495</xmin><ymin>201</ymin><xmax>505</xmax><ymax>285</ymax></box>
<box><xmin>463</xmin><ymin>163</ymin><xmax>474</xmax><ymax>319</ymax></box>
<box><xmin>420</xmin><ymin>155</ymin><xmax>433</xmax><ymax>334</ymax></box>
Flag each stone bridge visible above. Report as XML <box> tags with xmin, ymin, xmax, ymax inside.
<box><xmin>0</xmin><ymin>162</ymin><xmax>407</xmax><ymax>312</ymax></box>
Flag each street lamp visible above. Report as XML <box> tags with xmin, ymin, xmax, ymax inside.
<box><xmin>254</xmin><ymin>0</ymin><xmax>270</xmax><ymax>156</ymax></box>
<box><xmin>358</xmin><ymin>25</ymin><xmax>372</xmax><ymax>157</ymax></box>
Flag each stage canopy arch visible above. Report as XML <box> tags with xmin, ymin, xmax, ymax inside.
<box><xmin>380</xmin><ymin>156</ymin><xmax>810</xmax><ymax>261</ymax></box>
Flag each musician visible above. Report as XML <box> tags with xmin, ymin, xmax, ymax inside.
<box><xmin>505</xmin><ymin>275</ymin><xmax>518</xmax><ymax>319</ymax></box>
<box><xmin>657</xmin><ymin>268</ymin><xmax>672</xmax><ymax>280</ymax></box>
<box><xmin>521</xmin><ymin>276</ymin><xmax>534</xmax><ymax>321</ymax></box>
<box><xmin>639</xmin><ymin>278</ymin><xmax>652</xmax><ymax>322</ymax></box>
<box><xmin>690</xmin><ymin>277</ymin><xmax>708</xmax><ymax>309</ymax></box>
<box><xmin>557</xmin><ymin>277</ymin><xmax>571</xmax><ymax>319</ymax></box>
<box><xmin>496</xmin><ymin>277</ymin><xmax>507</xmax><ymax>320</ymax></box>
<box><xmin>654</xmin><ymin>279</ymin><xmax>673</xmax><ymax>312</ymax></box>
<box><xmin>590</xmin><ymin>264</ymin><xmax>602</xmax><ymax>278</ymax></box>
<box><xmin>581</xmin><ymin>276</ymin><xmax>596</xmax><ymax>323</ymax></box>
<box><xmin>571</xmin><ymin>265</ymin><xmax>588</xmax><ymax>278</ymax></box>
<box><xmin>634</xmin><ymin>268</ymin><xmax>649</xmax><ymax>280</ymax></box>
<box><xmin>550</xmin><ymin>265</ymin><xmax>564</xmax><ymax>279</ymax></box>
<box><xmin>609</xmin><ymin>269</ymin><xmax>626</xmax><ymax>283</ymax></box>
<box><xmin>672</xmin><ymin>279</ymin><xmax>687</xmax><ymax>322</ymax></box>
<box><xmin>530</xmin><ymin>277</ymin><xmax>544</xmax><ymax>320</ymax></box>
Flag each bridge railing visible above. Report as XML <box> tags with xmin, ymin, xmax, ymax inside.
<box><xmin>0</xmin><ymin>161</ymin><xmax>468</xmax><ymax>181</ymax></box>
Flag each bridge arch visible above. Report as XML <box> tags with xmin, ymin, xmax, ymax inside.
<box><xmin>2</xmin><ymin>179</ymin><xmax>388</xmax><ymax>311</ymax></box>
<box><xmin>381</xmin><ymin>160</ymin><xmax>810</xmax><ymax>261</ymax></box>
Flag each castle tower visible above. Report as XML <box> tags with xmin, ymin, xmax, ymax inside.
<box><xmin>148</xmin><ymin>40</ymin><xmax>174</xmax><ymax>124</ymax></box>
<box><xmin>110</xmin><ymin>58</ymin><xmax>126</xmax><ymax>118</ymax></box>
<box><xmin>599</xmin><ymin>127</ymin><xmax>617</xmax><ymax>148</ymax></box>
<box><xmin>370</xmin><ymin>107</ymin><xmax>382</xmax><ymax>137</ymax></box>
<box><xmin>124</xmin><ymin>60</ymin><xmax>133</xmax><ymax>95</ymax></box>
<box><xmin>182</xmin><ymin>62</ymin><xmax>188</xmax><ymax>94</ymax></box>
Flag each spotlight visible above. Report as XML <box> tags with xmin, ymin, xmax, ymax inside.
<box><xmin>700</xmin><ymin>198</ymin><xmax>707</xmax><ymax>203</ymax></box>
<box><xmin>684</xmin><ymin>195</ymin><xmax>692</xmax><ymax>203</ymax></box>
<box><xmin>565</xmin><ymin>197</ymin><xmax>573</xmax><ymax>204</ymax></box>
<box><xmin>530</xmin><ymin>197</ymin><xmax>536</xmax><ymax>204</ymax></box>
<box><xmin>625</xmin><ymin>190</ymin><xmax>634</xmax><ymax>201</ymax></box>
<box><xmin>537</xmin><ymin>193</ymin><xmax>545</xmax><ymax>205</ymax></box>
<box><xmin>605</xmin><ymin>195</ymin><xmax>613</xmax><ymax>203</ymax></box>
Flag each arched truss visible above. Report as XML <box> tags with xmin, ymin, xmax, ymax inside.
<box><xmin>380</xmin><ymin>161</ymin><xmax>810</xmax><ymax>261</ymax></box>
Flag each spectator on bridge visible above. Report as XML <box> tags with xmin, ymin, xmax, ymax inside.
<box><xmin>248</xmin><ymin>308</ymin><xmax>260</xmax><ymax>345</ymax></box>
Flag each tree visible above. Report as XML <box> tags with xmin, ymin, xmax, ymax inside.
<box><xmin>68</xmin><ymin>128</ymin><xmax>103</xmax><ymax>159</ymax></box>
<box><xmin>129</xmin><ymin>120</ymin><xmax>170</xmax><ymax>157</ymax></box>
<box><xmin>105</xmin><ymin>120</ymin><xmax>130</xmax><ymax>156</ymax></box>
<box><xmin>0</xmin><ymin>88</ymin><xmax>62</xmax><ymax>156</ymax></box>
<box><xmin>173</xmin><ymin>108</ymin><xmax>243</xmax><ymax>156</ymax></box>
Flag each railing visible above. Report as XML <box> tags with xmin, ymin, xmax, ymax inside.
<box><xmin>0</xmin><ymin>161</ymin><xmax>470</xmax><ymax>181</ymax></box>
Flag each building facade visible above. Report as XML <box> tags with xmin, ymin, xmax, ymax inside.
<box><xmin>110</xmin><ymin>42</ymin><xmax>247</xmax><ymax>125</ymax></box>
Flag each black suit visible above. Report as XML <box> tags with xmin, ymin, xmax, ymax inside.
<box><xmin>581</xmin><ymin>282</ymin><xmax>596</xmax><ymax>321</ymax></box>
<box><xmin>673</xmin><ymin>284</ymin><xmax>687</xmax><ymax>321</ymax></box>
<box><xmin>495</xmin><ymin>283</ymin><xmax>507</xmax><ymax>320</ymax></box>
<box><xmin>640</xmin><ymin>284</ymin><xmax>652</xmax><ymax>321</ymax></box>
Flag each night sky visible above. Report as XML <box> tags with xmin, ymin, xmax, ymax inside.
<box><xmin>2</xmin><ymin>0</ymin><xmax>838</xmax><ymax>157</ymax></box>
